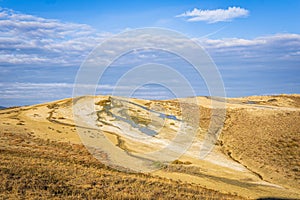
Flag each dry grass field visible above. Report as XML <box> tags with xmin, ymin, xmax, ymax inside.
<box><xmin>220</xmin><ymin>95</ymin><xmax>300</xmax><ymax>190</ymax></box>
<box><xmin>0</xmin><ymin>122</ymin><xmax>242</xmax><ymax>199</ymax></box>
<box><xmin>0</xmin><ymin>94</ymin><xmax>299</xmax><ymax>199</ymax></box>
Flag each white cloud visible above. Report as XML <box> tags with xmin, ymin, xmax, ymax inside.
<box><xmin>197</xmin><ymin>34</ymin><xmax>300</xmax><ymax>63</ymax></box>
<box><xmin>1</xmin><ymin>7</ymin><xmax>300</xmax><ymax>106</ymax></box>
<box><xmin>0</xmin><ymin>7</ymin><xmax>110</xmax><ymax>66</ymax></box>
<box><xmin>2</xmin><ymin>7</ymin><xmax>298</xmax><ymax>69</ymax></box>
<box><xmin>176</xmin><ymin>7</ymin><xmax>249</xmax><ymax>23</ymax></box>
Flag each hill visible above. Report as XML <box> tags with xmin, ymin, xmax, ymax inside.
<box><xmin>0</xmin><ymin>94</ymin><xmax>299</xmax><ymax>199</ymax></box>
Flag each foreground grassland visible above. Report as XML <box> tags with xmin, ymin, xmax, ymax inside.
<box><xmin>0</xmin><ymin>94</ymin><xmax>299</xmax><ymax>199</ymax></box>
<box><xmin>0</xmin><ymin>129</ymin><xmax>241</xmax><ymax>199</ymax></box>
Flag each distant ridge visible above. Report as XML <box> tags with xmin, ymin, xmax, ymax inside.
<box><xmin>0</xmin><ymin>106</ymin><xmax>6</xmax><ymax>110</ymax></box>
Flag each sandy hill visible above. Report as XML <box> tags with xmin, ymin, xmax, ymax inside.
<box><xmin>0</xmin><ymin>94</ymin><xmax>299</xmax><ymax>199</ymax></box>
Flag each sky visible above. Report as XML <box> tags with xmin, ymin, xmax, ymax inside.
<box><xmin>0</xmin><ymin>0</ymin><xmax>300</xmax><ymax>106</ymax></box>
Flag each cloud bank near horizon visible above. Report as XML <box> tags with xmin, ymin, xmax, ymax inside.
<box><xmin>0</xmin><ymin>7</ymin><xmax>300</xmax><ymax>106</ymax></box>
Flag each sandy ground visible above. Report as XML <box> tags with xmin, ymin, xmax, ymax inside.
<box><xmin>1</xmin><ymin>94</ymin><xmax>299</xmax><ymax>199</ymax></box>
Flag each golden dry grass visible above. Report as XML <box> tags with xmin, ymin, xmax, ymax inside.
<box><xmin>220</xmin><ymin>107</ymin><xmax>300</xmax><ymax>189</ymax></box>
<box><xmin>194</xmin><ymin>95</ymin><xmax>300</xmax><ymax>191</ymax></box>
<box><xmin>0</xmin><ymin>124</ymin><xmax>242</xmax><ymax>199</ymax></box>
<box><xmin>1</xmin><ymin>94</ymin><xmax>300</xmax><ymax>199</ymax></box>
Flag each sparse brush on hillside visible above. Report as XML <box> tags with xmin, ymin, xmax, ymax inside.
<box><xmin>0</xmin><ymin>130</ymin><xmax>243</xmax><ymax>199</ymax></box>
<box><xmin>1</xmin><ymin>95</ymin><xmax>300</xmax><ymax>199</ymax></box>
<box><xmin>220</xmin><ymin>107</ymin><xmax>300</xmax><ymax>188</ymax></box>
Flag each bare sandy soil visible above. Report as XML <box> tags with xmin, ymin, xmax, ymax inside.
<box><xmin>0</xmin><ymin>94</ymin><xmax>299</xmax><ymax>199</ymax></box>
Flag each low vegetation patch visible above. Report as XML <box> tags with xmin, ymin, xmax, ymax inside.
<box><xmin>0</xmin><ymin>129</ymin><xmax>243</xmax><ymax>199</ymax></box>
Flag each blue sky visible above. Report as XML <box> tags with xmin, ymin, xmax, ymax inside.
<box><xmin>0</xmin><ymin>0</ymin><xmax>300</xmax><ymax>106</ymax></box>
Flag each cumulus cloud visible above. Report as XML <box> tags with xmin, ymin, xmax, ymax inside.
<box><xmin>0</xmin><ymin>7</ymin><xmax>110</xmax><ymax>66</ymax></box>
<box><xmin>1</xmin><ymin>7</ymin><xmax>300</xmax><ymax>106</ymax></box>
<box><xmin>176</xmin><ymin>7</ymin><xmax>249</xmax><ymax>23</ymax></box>
<box><xmin>198</xmin><ymin>33</ymin><xmax>300</xmax><ymax>65</ymax></box>
<box><xmin>1</xmin><ymin>7</ymin><xmax>298</xmax><ymax>69</ymax></box>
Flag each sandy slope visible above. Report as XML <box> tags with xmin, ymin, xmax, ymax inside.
<box><xmin>0</xmin><ymin>94</ymin><xmax>299</xmax><ymax>199</ymax></box>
